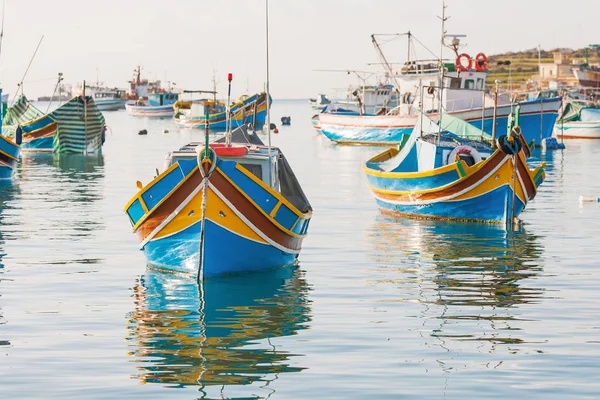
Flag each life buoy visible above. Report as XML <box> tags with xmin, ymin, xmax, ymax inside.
<box><xmin>209</xmin><ymin>143</ymin><xmax>249</xmax><ymax>157</ymax></box>
<box><xmin>474</xmin><ymin>53</ymin><xmax>488</xmax><ymax>71</ymax></box>
<box><xmin>447</xmin><ymin>145</ymin><xmax>482</xmax><ymax>166</ymax></box>
<box><xmin>455</xmin><ymin>53</ymin><xmax>471</xmax><ymax>72</ymax></box>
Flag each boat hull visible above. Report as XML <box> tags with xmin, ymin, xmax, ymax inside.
<box><xmin>0</xmin><ymin>135</ymin><xmax>20</xmax><ymax>180</ymax></box>
<box><xmin>554</xmin><ymin>121</ymin><xmax>600</xmax><ymax>138</ymax></box>
<box><xmin>125</xmin><ymin>155</ymin><xmax>310</xmax><ymax>278</ymax></box>
<box><xmin>125</xmin><ymin>103</ymin><xmax>174</xmax><ymax>117</ymax></box>
<box><xmin>573</xmin><ymin>69</ymin><xmax>600</xmax><ymax>88</ymax></box>
<box><xmin>319</xmin><ymin>98</ymin><xmax>561</xmax><ymax>146</ymax></box>
<box><xmin>95</xmin><ymin>99</ymin><xmax>127</xmax><ymax>111</ymax></box>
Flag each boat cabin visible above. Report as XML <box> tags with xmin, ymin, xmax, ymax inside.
<box><xmin>166</xmin><ymin>142</ymin><xmax>280</xmax><ymax>190</ymax></box>
<box><xmin>147</xmin><ymin>92</ymin><xmax>179</xmax><ymax>107</ymax></box>
<box><xmin>94</xmin><ymin>90</ymin><xmax>126</xmax><ymax>101</ymax></box>
<box><xmin>190</xmin><ymin>99</ymin><xmax>226</xmax><ymax>117</ymax></box>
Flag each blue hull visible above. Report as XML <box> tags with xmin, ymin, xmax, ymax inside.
<box><xmin>374</xmin><ymin>185</ymin><xmax>526</xmax><ymax>222</ymax></box>
<box><xmin>0</xmin><ymin>166</ymin><xmax>14</xmax><ymax>180</ymax></box>
<box><xmin>144</xmin><ymin>219</ymin><xmax>298</xmax><ymax>278</ymax></box>
<box><xmin>21</xmin><ymin>136</ymin><xmax>54</xmax><ymax>151</ymax></box>
<box><xmin>321</xmin><ymin>113</ymin><xmax>557</xmax><ymax>145</ymax></box>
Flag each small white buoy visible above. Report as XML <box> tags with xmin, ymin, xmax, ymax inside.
<box><xmin>579</xmin><ymin>195</ymin><xmax>600</xmax><ymax>203</ymax></box>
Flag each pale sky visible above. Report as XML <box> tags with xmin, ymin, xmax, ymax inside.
<box><xmin>0</xmin><ymin>0</ymin><xmax>598</xmax><ymax>100</ymax></box>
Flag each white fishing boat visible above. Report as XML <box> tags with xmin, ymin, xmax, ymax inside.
<box><xmin>555</xmin><ymin>101</ymin><xmax>600</xmax><ymax>138</ymax></box>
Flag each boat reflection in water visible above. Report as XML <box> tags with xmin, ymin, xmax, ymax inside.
<box><xmin>0</xmin><ymin>183</ymin><xmax>18</xmax><ymax>348</ymax></box>
<box><xmin>126</xmin><ymin>265</ymin><xmax>311</xmax><ymax>395</ymax></box>
<box><xmin>369</xmin><ymin>215</ymin><xmax>544</xmax><ymax>351</ymax></box>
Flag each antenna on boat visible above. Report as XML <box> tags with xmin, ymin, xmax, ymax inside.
<box><xmin>225</xmin><ymin>72</ymin><xmax>232</xmax><ymax>145</ymax></box>
<box><xmin>436</xmin><ymin>0</ymin><xmax>448</xmax><ymax>143</ymax></box>
<box><xmin>265</xmin><ymin>0</ymin><xmax>273</xmax><ymax>186</ymax></box>
<box><xmin>0</xmin><ymin>0</ymin><xmax>5</xmax><ymax>68</ymax></box>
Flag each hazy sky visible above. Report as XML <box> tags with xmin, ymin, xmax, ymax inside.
<box><xmin>0</xmin><ymin>0</ymin><xmax>598</xmax><ymax>100</ymax></box>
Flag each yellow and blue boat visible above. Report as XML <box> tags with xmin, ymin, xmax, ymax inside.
<box><xmin>363</xmin><ymin>113</ymin><xmax>545</xmax><ymax>224</ymax></box>
<box><xmin>3</xmin><ymin>95</ymin><xmax>106</xmax><ymax>153</ymax></box>
<box><xmin>124</xmin><ymin>126</ymin><xmax>312</xmax><ymax>278</ymax></box>
<box><xmin>173</xmin><ymin>92</ymin><xmax>270</xmax><ymax>130</ymax></box>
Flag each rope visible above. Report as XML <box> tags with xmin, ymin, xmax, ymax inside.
<box><xmin>196</xmin><ymin>147</ymin><xmax>217</xmax><ymax>284</ymax></box>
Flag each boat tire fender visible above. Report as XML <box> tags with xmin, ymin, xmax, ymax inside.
<box><xmin>447</xmin><ymin>145</ymin><xmax>482</xmax><ymax>165</ymax></box>
<box><xmin>497</xmin><ymin>135</ymin><xmax>522</xmax><ymax>155</ymax></box>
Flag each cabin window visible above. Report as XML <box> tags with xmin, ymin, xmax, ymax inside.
<box><xmin>448</xmin><ymin>77</ymin><xmax>461</xmax><ymax>89</ymax></box>
<box><xmin>239</xmin><ymin>163</ymin><xmax>263</xmax><ymax>181</ymax></box>
<box><xmin>477</xmin><ymin>78</ymin><xmax>484</xmax><ymax>89</ymax></box>
<box><xmin>464</xmin><ymin>79</ymin><xmax>475</xmax><ymax>89</ymax></box>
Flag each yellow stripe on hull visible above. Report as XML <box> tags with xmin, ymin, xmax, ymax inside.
<box><xmin>153</xmin><ymin>185</ymin><xmax>267</xmax><ymax>245</ymax></box>
<box><xmin>451</xmin><ymin>156</ymin><xmax>527</xmax><ymax>205</ymax></box>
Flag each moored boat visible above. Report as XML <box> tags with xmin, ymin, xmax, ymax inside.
<box><xmin>125</xmin><ymin>92</ymin><xmax>179</xmax><ymax>117</ymax></box>
<box><xmin>92</xmin><ymin>89</ymin><xmax>128</xmax><ymax>111</ymax></box>
<box><xmin>362</xmin><ymin>113</ymin><xmax>545</xmax><ymax>224</ymax></box>
<box><xmin>3</xmin><ymin>95</ymin><xmax>105</xmax><ymax>153</ymax></box>
<box><xmin>124</xmin><ymin>125</ymin><xmax>312</xmax><ymax>278</ymax></box>
<box><xmin>173</xmin><ymin>92</ymin><xmax>270</xmax><ymax>130</ymax></box>
<box><xmin>554</xmin><ymin>101</ymin><xmax>600</xmax><ymax>138</ymax></box>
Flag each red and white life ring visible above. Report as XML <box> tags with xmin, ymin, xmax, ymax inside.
<box><xmin>474</xmin><ymin>53</ymin><xmax>488</xmax><ymax>72</ymax></box>
<box><xmin>455</xmin><ymin>53</ymin><xmax>471</xmax><ymax>72</ymax></box>
<box><xmin>210</xmin><ymin>143</ymin><xmax>249</xmax><ymax>157</ymax></box>
<box><xmin>447</xmin><ymin>145</ymin><xmax>482</xmax><ymax>165</ymax></box>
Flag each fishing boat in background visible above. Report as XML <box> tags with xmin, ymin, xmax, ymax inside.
<box><xmin>319</xmin><ymin>32</ymin><xmax>560</xmax><ymax>146</ymax></box>
<box><xmin>308</xmin><ymin>93</ymin><xmax>331</xmax><ymax>109</ymax></box>
<box><xmin>91</xmin><ymin>90</ymin><xmax>127</xmax><ymax>111</ymax></box>
<box><xmin>572</xmin><ymin>45</ymin><xmax>600</xmax><ymax>88</ymax></box>
<box><xmin>127</xmin><ymin>65</ymin><xmax>163</xmax><ymax>100</ymax></box>
<box><xmin>125</xmin><ymin>92</ymin><xmax>179</xmax><ymax>117</ymax></box>
<box><xmin>3</xmin><ymin>95</ymin><xmax>105</xmax><ymax>153</ymax></box>
<box><xmin>173</xmin><ymin>92</ymin><xmax>270</xmax><ymax>130</ymax></box>
<box><xmin>362</xmin><ymin>112</ymin><xmax>545</xmax><ymax>224</ymax></box>
<box><xmin>554</xmin><ymin>101</ymin><xmax>600</xmax><ymax>138</ymax></box>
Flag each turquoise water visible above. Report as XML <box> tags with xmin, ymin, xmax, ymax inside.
<box><xmin>1</xmin><ymin>100</ymin><xmax>600</xmax><ymax>399</ymax></box>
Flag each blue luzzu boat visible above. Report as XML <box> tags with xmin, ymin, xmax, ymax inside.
<box><xmin>3</xmin><ymin>95</ymin><xmax>106</xmax><ymax>153</ymax></box>
<box><xmin>124</xmin><ymin>126</ymin><xmax>312</xmax><ymax>278</ymax></box>
<box><xmin>173</xmin><ymin>92</ymin><xmax>270</xmax><ymax>131</ymax></box>
<box><xmin>363</xmin><ymin>113</ymin><xmax>545</xmax><ymax>224</ymax></box>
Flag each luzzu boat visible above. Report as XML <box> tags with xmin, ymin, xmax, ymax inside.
<box><xmin>173</xmin><ymin>92</ymin><xmax>270</xmax><ymax>131</ymax></box>
<box><xmin>3</xmin><ymin>95</ymin><xmax>105</xmax><ymax>153</ymax></box>
<box><xmin>363</xmin><ymin>113</ymin><xmax>545</xmax><ymax>224</ymax></box>
<box><xmin>125</xmin><ymin>92</ymin><xmax>179</xmax><ymax>117</ymax></box>
<box><xmin>124</xmin><ymin>126</ymin><xmax>312</xmax><ymax>278</ymax></box>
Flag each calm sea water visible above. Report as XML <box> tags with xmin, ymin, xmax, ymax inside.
<box><xmin>1</xmin><ymin>100</ymin><xmax>599</xmax><ymax>399</ymax></box>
